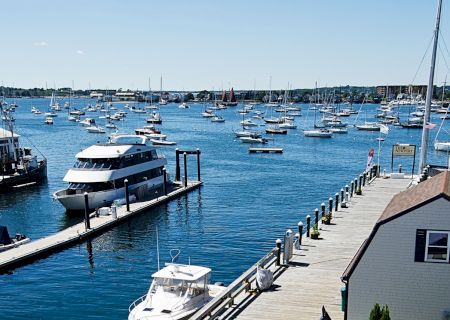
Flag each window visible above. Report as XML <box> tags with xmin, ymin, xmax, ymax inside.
<box><xmin>425</xmin><ymin>231</ymin><xmax>449</xmax><ymax>263</ymax></box>
<box><xmin>415</xmin><ymin>229</ymin><xmax>450</xmax><ymax>263</ymax></box>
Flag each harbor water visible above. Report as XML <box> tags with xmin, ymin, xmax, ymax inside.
<box><xmin>0</xmin><ymin>99</ymin><xmax>449</xmax><ymax>319</ymax></box>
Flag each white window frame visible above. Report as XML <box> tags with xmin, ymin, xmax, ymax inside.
<box><xmin>425</xmin><ymin>230</ymin><xmax>450</xmax><ymax>263</ymax></box>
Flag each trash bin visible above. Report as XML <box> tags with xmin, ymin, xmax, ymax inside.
<box><xmin>341</xmin><ymin>286</ymin><xmax>347</xmax><ymax>312</ymax></box>
<box><xmin>111</xmin><ymin>204</ymin><xmax>117</xmax><ymax>219</ymax></box>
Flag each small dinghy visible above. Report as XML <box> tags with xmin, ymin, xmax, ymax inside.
<box><xmin>151</xmin><ymin>138</ymin><xmax>176</xmax><ymax>146</ymax></box>
<box><xmin>0</xmin><ymin>226</ymin><xmax>30</xmax><ymax>252</ymax></box>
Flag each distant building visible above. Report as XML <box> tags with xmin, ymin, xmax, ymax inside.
<box><xmin>115</xmin><ymin>91</ymin><xmax>137</xmax><ymax>101</ymax></box>
<box><xmin>342</xmin><ymin>171</ymin><xmax>450</xmax><ymax>319</ymax></box>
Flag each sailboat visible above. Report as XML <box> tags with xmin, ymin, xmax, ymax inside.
<box><xmin>304</xmin><ymin>90</ymin><xmax>333</xmax><ymax>138</ymax></box>
<box><xmin>159</xmin><ymin>76</ymin><xmax>168</xmax><ymax>105</ymax></box>
<box><xmin>228</xmin><ymin>87</ymin><xmax>238</xmax><ymax>106</ymax></box>
<box><xmin>354</xmin><ymin>99</ymin><xmax>381</xmax><ymax>131</ymax></box>
<box><xmin>0</xmin><ymin>104</ymin><xmax>47</xmax><ymax>191</ymax></box>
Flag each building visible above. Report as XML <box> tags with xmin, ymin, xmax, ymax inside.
<box><xmin>342</xmin><ymin>171</ymin><xmax>450</xmax><ymax>320</ymax></box>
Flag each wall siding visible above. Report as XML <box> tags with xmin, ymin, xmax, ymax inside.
<box><xmin>348</xmin><ymin>197</ymin><xmax>450</xmax><ymax>320</ymax></box>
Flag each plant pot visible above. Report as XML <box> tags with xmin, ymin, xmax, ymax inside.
<box><xmin>311</xmin><ymin>233</ymin><xmax>320</xmax><ymax>240</ymax></box>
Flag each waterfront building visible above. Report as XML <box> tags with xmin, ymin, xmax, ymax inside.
<box><xmin>342</xmin><ymin>171</ymin><xmax>450</xmax><ymax>319</ymax></box>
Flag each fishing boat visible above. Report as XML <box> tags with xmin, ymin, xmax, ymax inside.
<box><xmin>0</xmin><ymin>110</ymin><xmax>47</xmax><ymax>192</ymax></box>
<box><xmin>128</xmin><ymin>250</ymin><xmax>225</xmax><ymax>320</ymax></box>
<box><xmin>0</xmin><ymin>226</ymin><xmax>30</xmax><ymax>252</ymax></box>
<box><xmin>54</xmin><ymin>135</ymin><xmax>168</xmax><ymax>211</ymax></box>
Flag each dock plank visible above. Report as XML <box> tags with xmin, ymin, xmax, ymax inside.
<box><xmin>227</xmin><ymin>177</ymin><xmax>412</xmax><ymax>320</ymax></box>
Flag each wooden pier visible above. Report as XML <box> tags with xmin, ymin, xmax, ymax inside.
<box><xmin>193</xmin><ymin>175</ymin><xmax>412</xmax><ymax>320</ymax></box>
<box><xmin>0</xmin><ymin>181</ymin><xmax>202</xmax><ymax>273</ymax></box>
<box><xmin>248</xmin><ymin>147</ymin><xmax>283</xmax><ymax>154</ymax></box>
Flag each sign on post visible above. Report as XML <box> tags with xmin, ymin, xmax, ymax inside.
<box><xmin>391</xmin><ymin>144</ymin><xmax>416</xmax><ymax>175</ymax></box>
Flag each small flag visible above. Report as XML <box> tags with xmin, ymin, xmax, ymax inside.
<box><xmin>366</xmin><ymin>148</ymin><xmax>374</xmax><ymax>171</ymax></box>
<box><xmin>380</xmin><ymin>124</ymin><xmax>389</xmax><ymax>135</ymax></box>
<box><xmin>425</xmin><ymin>122</ymin><xmax>436</xmax><ymax>129</ymax></box>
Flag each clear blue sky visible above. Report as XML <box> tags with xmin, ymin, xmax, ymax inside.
<box><xmin>1</xmin><ymin>0</ymin><xmax>449</xmax><ymax>91</ymax></box>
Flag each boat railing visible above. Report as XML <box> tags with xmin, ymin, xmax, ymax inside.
<box><xmin>128</xmin><ymin>294</ymin><xmax>147</xmax><ymax>313</ymax></box>
<box><xmin>191</xmin><ymin>247</ymin><xmax>280</xmax><ymax>320</ymax></box>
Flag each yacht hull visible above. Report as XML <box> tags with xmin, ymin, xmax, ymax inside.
<box><xmin>0</xmin><ymin>160</ymin><xmax>47</xmax><ymax>193</ymax></box>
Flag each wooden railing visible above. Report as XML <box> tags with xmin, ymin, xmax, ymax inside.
<box><xmin>191</xmin><ymin>247</ymin><xmax>280</xmax><ymax>320</ymax></box>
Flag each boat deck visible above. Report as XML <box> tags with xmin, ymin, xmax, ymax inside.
<box><xmin>211</xmin><ymin>177</ymin><xmax>412</xmax><ymax>320</ymax></box>
<box><xmin>0</xmin><ymin>181</ymin><xmax>202</xmax><ymax>273</ymax></box>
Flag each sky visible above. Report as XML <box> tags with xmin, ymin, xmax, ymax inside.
<box><xmin>0</xmin><ymin>0</ymin><xmax>449</xmax><ymax>91</ymax></box>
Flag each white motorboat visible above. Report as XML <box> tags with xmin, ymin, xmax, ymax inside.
<box><xmin>178</xmin><ymin>102</ymin><xmax>190</xmax><ymax>109</ymax></box>
<box><xmin>240</xmin><ymin>119</ymin><xmax>258</xmax><ymax>127</ymax></box>
<box><xmin>0</xmin><ymin>226</ymin><xmax>30</xmax><ymax>252</ymax></box>
<box><xmin>201</xmin><ymin>111</ymin><xmax>215</xmax><ymax>118</ymax></box>
<box><xmin>328</xmin><ymin>127</ymin><xmax>348</xmax><ymax>134</ymax></box>
<box><xmin>303</xmin><ymin>129</ymin><xmax>333</xmax><ymax>138</ymax></box>
<box><xmin>355</xmin><ymin>122</ymin><xmax>381</xmax><ymax>131</ymax></box>
<box><xmin>151</xmin><ymin>138</ymin><xmax>176</xmax><ymax>146</ymax></box>
<box><xmin>278</xmin><ymin>121</ymin><xmax>297</xmax><ymax>129</ymax></box>
<box><xmin>44</xmin><ymin>116</ymin><xmax>54</xmax><ymax>125</ymax></box>
<box><xmin>44</xmin><ymin>111</ymin><xmax>57</xmax><ymax>117</ymax></box>
<box><xmin>239</xmin><ymin>136</ymin><xmax>268</xmax><ymax>144</ymax></box>
<box><xmin>434</xmin><ymin>141</ymin><xmax>450</xmax><ymax>151</ymax></box>
<box><xmin>85</xmin><ymin>125</ymin><xmax>106</xmax><ymax>133</ymax></box>
<box><xmin>128</xmin><ymin>254</ymin><xmax>225</xmax><ymax>320</ymax></box>
<box><xmin>53</xmin><ymin>135</ymin><xmax>168</xmax><ymax>211</ymax></box>
<box><xmin>80</xmin><ymin>118</ymin><xmax>96</xmax><ymax>127</ymax></box>
<box><xmin>234</xmin><ymin>131</ymin><xmax>261</xmax><ymax>138</ymax></box>
<box><xmin>210</xmin><ymin>115</ymin><xmax>225</xmax><ymax>123</ymax></box>
<box><xmin>146</xmin><ymin>112</ymin><xmax>162</xmax><ymax>124</ymax></box>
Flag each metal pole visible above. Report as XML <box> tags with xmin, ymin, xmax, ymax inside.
<box><xmin>419</xmin><ymin>0</ymin><xmax>442</xmax><ymax>173</ymax></box>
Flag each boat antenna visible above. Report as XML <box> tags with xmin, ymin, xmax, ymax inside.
<box><xmin>156</xmin><ymin>227</ymin><xmax>160</xmax><ymax>271</ymax></box>
<box><xmin>419</xmin><ymin>0</ymin><xmax>443</xmax><ymax>173</ymax></box>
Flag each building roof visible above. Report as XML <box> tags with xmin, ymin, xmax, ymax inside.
<box><xmin>342</xmin><ymin>171</ymin><xmax>450</xmax><ymax>281</ymax></box>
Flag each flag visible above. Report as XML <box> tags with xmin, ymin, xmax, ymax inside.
<box><xmin>380</xmin><ymin>124</ymin><xmax>389</xmax><ymax>135</ymax></box>
<box><xmin>366</xmin><ymin>148</ymin><xmax>374</xmax><ymax>171</ymax></box>
<box><xmin>425</xmin><ymin>122</ymin><xmax>436</xmax><ymax>129</ymax></box>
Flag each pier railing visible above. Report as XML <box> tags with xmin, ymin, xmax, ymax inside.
<box><xmin>191</xmin><ymin>247</ymin><xmax>280</xmax><ymax>320</ymax></box>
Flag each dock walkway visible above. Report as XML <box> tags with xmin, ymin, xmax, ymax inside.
<box><xmin>216</xmin><ymin>177</ymin><xmax>412</xmax><ymax>320</ymax></box>
<box><xmin>0</xmin><ymin>181</ymin><xmax>202</xmax><ymax>272</ymax></box>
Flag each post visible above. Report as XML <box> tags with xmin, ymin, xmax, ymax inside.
<box><xmin>298</xmin><ymin>221</ymin><xmax>303</xmax><ymax>245</ymax></box>
<box><xmin>162</xmin><ymin>168</ymin><xmax>167</xmax><ymax>196</ymax></box>
<box><xmin>314</xmin><ymin>208</ymin><xmax>319</xmax><ymax>226</ymax></box>
<box><xmin>306</xmin><ymin>215</ymin><xmax>311</xmax><ymax>237</ymax></box>
<box><xmin>321</xmin><ymin>202</ymin><xmax>326</xmax><ymax>218</ymax></box>
<box><xmin>357</xmin><ymin>175</ymin><xmax>362</xmax><ymax>195</ymax></box>
<box><xmin>328</xmin><ymin>197</ymin><xmax>333</xmax><ymax>214</ymax></box>
<box><xmin>183</xmin><ymin>152</ymin><xmax>188</xmax><ymax>188</ymax></box>
<box><xmin>345</xmin><ymin>185</ymin><xmax>349</xmax><ymax>199</ymax></box>
<box><xmin>354</xmin><ymin>178</ymin><xmax>358</xmax><ymax>194</ymax></box>
<box><xmin>276</xmin><ymin>239</ymin><xmax>282</xmax><ymax>266</ymax></box>
<box><xmin>335</xmin><ymin>193</ymin><xmax>339</xmax><ymax>211</ymax></box>
<box><xmin>124</xmin><ymin>179</ymin><xmax>130</xmax><ymax>212</ymax></box>
<box><xmin>362</xmin><ymin>172</ymin><xmax>366</xmax><ymax>186</ymax></box>
<box><xmin>196</xmin><ymin>149</ymin><xmax>201</xmax><ymax>182</ymax></box>
<box><xmin>340</xmin><ymin>188</ymin><xmax>345</xmax><ymax>204</ymax></box>
<box><xmin>399</xmin><ymin>164</ymin><xmax>402</xmax><ymax>173</ymax></box>
<box><xmin>350</xmin><ymin>181</ymin><xmax>354</xmax><ymax>197</ymax></box>
<box><xmin>175</xmin><ymin>148</ymin><xmax>180</xmax><ymax>181</ymax></box>
<box><xmin>84</xmin><ymin>192</ymin><xmax>90</xmax><ymax>230</ymax></box>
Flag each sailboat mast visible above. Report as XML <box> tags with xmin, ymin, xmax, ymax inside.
<box><xmin>418</xmin><ymin>0</ymin><xmax>442</xmax><ymax>173</ymax></box>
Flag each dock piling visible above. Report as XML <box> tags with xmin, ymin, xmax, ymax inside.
<box><xmin>399</xmin><ymin>164</ymin><xmax>402</xmax><ymax>173</ymax></box>
<box><xmin>183</xmin><ymin>152</ymin><xmax>188</xmax><ymax>188</ymax></box>
<box><xmin>283</xmin><ymin>229</ymin><xmax>293</xmax><ymax>264</ymax></box>
<box><xmin>350</xmin><ymin>181</ymin><xmax>354</xmax><ymax>197</ymax></box>
<box><xmin>124</xmin><ymin>179</ymin><xmax>130</xmax><ymax>212</ymax></box>
<box><xmin>306</xmin><ymin>215</ymin><xmax>311</xmax><ymax>237</ymax></box>
<box><xmin>345</xmin><ymin>185</ymin><xmax>349</xmax><ymax>199</ymax></box>
<box><xmin>335</xmin><ymin>193</ymin><xmax>339</xmax><ymax>211</ymax></box>
<box><xmin>314</xmin><ymin>208</ymin><xmax>319</xmax><ymax>226</ymax></box>
<box><xmin>354</xmin><ymin>178</ymin><xmax>358</xmax><ymax>194</ymax></box>
<box><xmin>163</xmin><ymin>168</ymin><xmax>167</xmax><ymax>195</ymax></box>
<box><xmin>84</xmin><ymin>192</ymin><xmax>90</xmax><ymax>230</ymax></box>
<box><xmin>276</xmin><ymin>239</ymin><xmax>282</xmax><ymax>266</ymax></box>
<box><xmin>328</xmin><ymin>197</ymin><xmax>333</xmax><ymax>215</ymax></box>
<box><xmin>298</xmin><ymin>222</ymin><xmax>303</xmax><ymax>245</ymax></box>
<box><xmin>340</xmin><ymin>189</ymin><xmax>344</xmax><ymax>205</ymax></box>
<box><xmin>196</xmin><ymin>149</ymin><xmax>201</xmax><ymax>181</ymax></box>
<box><xmin>357</xmin><ymin>176</ymin><xmax>362</xmax><ymax>195</ymax></box>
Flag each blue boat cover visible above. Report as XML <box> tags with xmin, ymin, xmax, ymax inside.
<box><xmin>0</xmin><ymin>226</ymin><xmax>12</xmax><ymax>245</ymax></box>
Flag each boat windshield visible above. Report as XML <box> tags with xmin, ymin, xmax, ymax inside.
<box><xmin>151</xmin><ymin>277</ymin><xmax>207</xmax><ymax>297</ymax></box>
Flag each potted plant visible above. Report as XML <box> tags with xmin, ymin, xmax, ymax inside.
<box><xmin>310</xmin><ymin>224</ymin><xmax>320</xmax><ymax>239</ymax></box>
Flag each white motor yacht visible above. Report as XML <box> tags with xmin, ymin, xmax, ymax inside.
<box><xmin>53</xmin><ymin>135</ymin><xmax>168</xmax><ymax>211</ymax></box>
<box><xmin>85</xmin><ymin>125</ymin><xmax>106</xmax><ymax>133</ymax></box>
<box><xmin>303</xmin><ymin>129</ymin><xmax>333</xmax><ymax>138</ymax></box>
<box><xmin>129</xmin><ymin>262</ymin><xmax>225</xmax><ymax>320</ymax></box>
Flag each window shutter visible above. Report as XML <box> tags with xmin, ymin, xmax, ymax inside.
<box><xmin>414</xmin><ymin>229</ymin><xmax>426</xmax><ymax>262</ymax></box>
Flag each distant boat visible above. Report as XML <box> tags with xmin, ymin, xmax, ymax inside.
<box><xmin>210</xmin><ymin>115</ymin><xmax>225</xmax><ymax>123</ymax></box>
<box><xmin>44</xmin><ymin>116</ymin><xmax>54</xmax><ymax>125</ymax></box>
<box><xmin>178</xmin><ymin>102</ymin><xmax>190</xmax><ymax>109</ymax></box>
<box><xmin>355</xmin><ymin>122</ymin><xmax>381</xmax><ymax>131</ymax></box>
<box><xmin>0</xmin><ymin>226</ymin><xmax>30</xmax><ymax>252</ymax></box>
<box><xmin>146</xmin><ymin>112</ymin><xmax>162</xmax><ymax>124</ymax></box>
<box><xmin>151</xmin><ymin>138</ymin><xmax>176</xmax><ymax>146</ymax></box>
<box><xmin>239</xmin><ymin>136</ymin><xmax>268</xmax><ymax>144</ymax></box>
<box><xmin>303</xmin><ymin>128</ymin><xmax>333</xmax><ymax>138</ymax></box>
<box><xmin>85</xmin><ymin>125</ymin><xmax>105</xmax><ymax>133</ymax></box>
<box><xmin>266</xmin><ymin>126</ymin><xmax>287</xmax><ymax>135</ymax></box>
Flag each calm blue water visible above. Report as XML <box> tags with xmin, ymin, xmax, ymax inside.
<box><xmin>0</xmin><ymin>98</ymin><xmax>449</xmax><ymax>319</ymax></box>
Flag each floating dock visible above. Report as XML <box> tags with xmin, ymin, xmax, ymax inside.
<box><xmin>0</xmin><ymin>181</ymin><xmax>202</xmax><ymax>273</ymax></box>
<box><xmin>248</xmin><ymin>147</ymin><xmax>283</xmax><ymax>154</ymax></box>
<box><xmin>193</xmin><ymin>175</ymin><xmax>412</xmax><ymax>320</ymax></box>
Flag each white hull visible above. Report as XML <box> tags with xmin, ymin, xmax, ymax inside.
<box><xmin>54</xmin><ymin>178</ymin><xmax>163</xmax><ymax>211</ymax></box>
<box><xmin>434</xmin><ymin>141</ymin><xmax>450</xmax><ymax>151</ymax></box>
<box><xmin>303</xmin><ymin>130</ymin><xmax>332</xmax><ymax>138</ymax></box>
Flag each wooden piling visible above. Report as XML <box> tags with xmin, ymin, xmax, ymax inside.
<box><xmin>183</xmin><ymin>152</ymin><xmax>188</xmax><ymax>188</ymax></box>
<box><xmin>124</xmin><ymin>179</ymin><xmax>130</xmax><ymax>212</ymax></box>
<box><xmin>306</xmin><ymin>215</ymin><xmax>311</xmax><ymax>237</ymax></box>
<box><xmin>84</xmin><ymin>192</ymin><xmax>90</xmax><ymax>230</ymax></box>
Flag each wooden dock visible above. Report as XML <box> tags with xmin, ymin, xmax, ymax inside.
<box><xmin>248</xmin><ymin>147</ymin><xmax>283</xmax><ymax>154</ymax></box>
<box><xmin>0</xmin><ymin>181</ymin><xmax>202</xmax><ymax>273</ymax></box>
<box><xmin>196</xmin><ymin>176</ymin><xmax>412</xmax><ymax>320</ymax></box>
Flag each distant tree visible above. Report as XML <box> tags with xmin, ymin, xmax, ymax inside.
<box><xmin>184</xmin><ymin>92</ymin><xmax>194</xmax><ymax>101</ymax></box>
<box><xmin>369</xmin><ymin>303</ymin><xmax>382</xmax><ymax>320</ymax></box>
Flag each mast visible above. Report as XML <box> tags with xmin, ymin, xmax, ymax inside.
<box><xmin>418</xmin><ymin>0</ymin><xmax>442</xmax><ymax>173</ymax></box>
